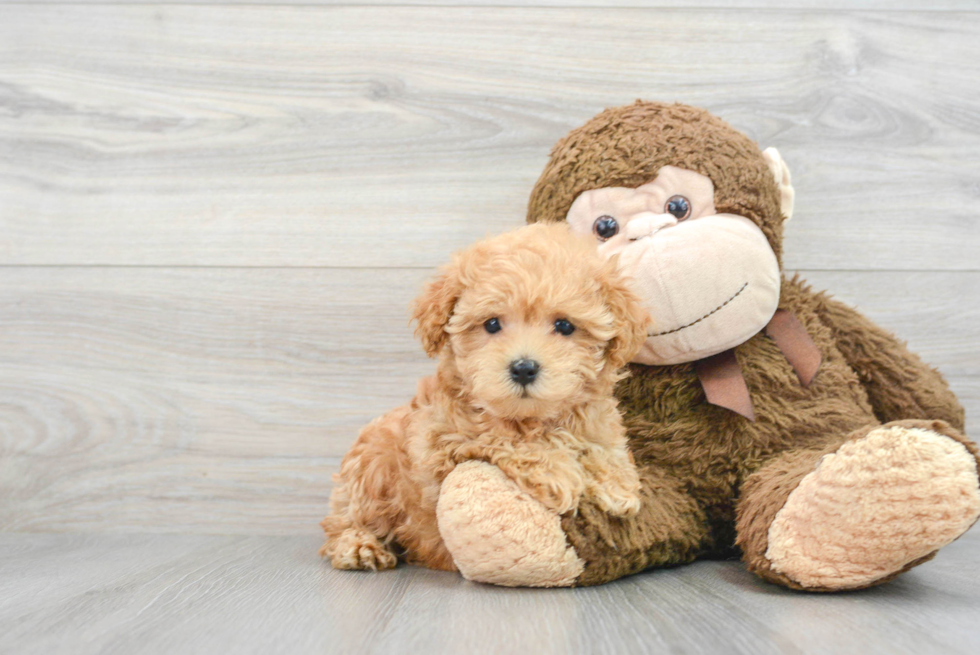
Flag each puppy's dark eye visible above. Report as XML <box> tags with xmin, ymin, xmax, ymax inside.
<box><xmin>484</xmin><ymin>317</ymin><xmax>502</xmax><ymax>334</ymax></box>
<box><xmin>554</xmin><ymin>318</ymin><xmax>575</xmax><ymax>336</ymax></box>
<box><xmin>592</xmin><ymin>215</ymin><xmax>619</xmax><ymax>241</ymax></box>
<box><xmin>665</xmin><ymin>195</ymin><xmax>691</xmax><ymax>221</ymax></box>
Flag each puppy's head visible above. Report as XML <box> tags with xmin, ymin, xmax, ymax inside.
<box><xmin>412</xmin><ymin>223</ymin><xmax>650</xmax><ymax>420</ymax></box>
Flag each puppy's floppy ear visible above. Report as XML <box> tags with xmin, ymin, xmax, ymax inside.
<box><xmin>411</xmin><ymin>258</ymin><xmax>464</xmax><ymax>358</ymax></box>
<box><xmin>599</xmin><ymin>257</ymin><xmax>651</xmax><ymax>371</ymax></box>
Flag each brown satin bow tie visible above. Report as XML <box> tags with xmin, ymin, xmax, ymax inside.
<box><xmin>695</xmin><ymin>309</ymin><xmax>821</xmax><ymax>421</ymax></box>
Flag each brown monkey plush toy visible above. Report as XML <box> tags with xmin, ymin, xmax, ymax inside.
<box><xmin>435</xmin><ymin>101</ymin><xmax>980</xmax><ymax>590</ymax></box>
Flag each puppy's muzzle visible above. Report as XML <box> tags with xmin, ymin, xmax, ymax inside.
<box><xmin>509</xmin><ymin>358</ymin><xmax>540</xmax><ymax>387</ymax></box>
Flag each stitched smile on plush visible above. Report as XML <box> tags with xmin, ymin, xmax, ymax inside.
<box><xmin>567</xmin><ymin>166</ymin><xmax>781</xmax><ymax>365</ymax></box>
<box><xmin>648</xmin><ymin>281</ymin><xmax>749</xmax><ymax>337</ymax></box>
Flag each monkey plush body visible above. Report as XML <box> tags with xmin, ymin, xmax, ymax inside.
<box><xmin>435</xmin><ymin>101</ymin><xmax>980</xmax><ymax>590</ymax></box>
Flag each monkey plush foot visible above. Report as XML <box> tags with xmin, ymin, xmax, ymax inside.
<box><xmin>437</xmin><ymin>461</ymin><xmax>584</xmax><ymax>587</ymax></box>
<box><xmin>765</xmin><ymin>423</ymin><xmax>980</xmax><ymax>590</ymax></box>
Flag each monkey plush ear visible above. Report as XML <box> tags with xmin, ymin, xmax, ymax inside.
<box><xmin>763</xmin><ymin>147</ymin><xmax>795</xmax><ymax>222</ymax></box>
<box><xmin>411</xmin><ymin>260</ymin><xmax>463</xmax><ymax>358</ymax></box>
<box><xmin>599</xmin><ymin>258</ymin><xmax>652</xmax><ymax>372</ymax></box>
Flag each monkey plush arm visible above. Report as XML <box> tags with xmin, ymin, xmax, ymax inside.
<box><xmin>438</xmin><ymin>460</ymin><xmax>712</xmax><ymax>587</ymax></box>
<box><xmin>812</xmin><ymin>289</ymin><xmax>965</xmax><ymax>431</ymax></box>
<box><xmin>558</xmin><ymin>463</ymin><xmax>712</xmax><ymax>586</ymax></box>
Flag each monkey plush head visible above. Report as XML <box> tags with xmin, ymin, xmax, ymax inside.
<box><xmin>528</xmin><ymin>101</ymin><xmax>794</xmax><ymax>366</ymax></box>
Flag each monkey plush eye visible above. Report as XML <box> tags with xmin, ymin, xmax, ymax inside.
<box><xmin>554</xmin><ymin>318</ymin><xmax>576</xmax><ymax>336</ymax></box>
<box><xmin>592</xmin><ymin>215</ymin><xmax>620</xmax><ymax>241</ymax></box>
<box><xmin>665</xmin><ymin>195</ymin><xmax>692</xmax><ymax>221</ymax></box>
<box><xmin>484</xmin><ymin>317</ymin><xmax>502</xmax><ymax>334</ymax></box>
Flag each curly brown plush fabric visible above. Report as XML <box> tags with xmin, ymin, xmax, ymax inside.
<box><xmin>521</xmin><ymin>101</ymin><xmax>979</xmax><ymax>589</ymax></box>
<box><xmin>528</xmin><ymin>101</ymin><xmax>785</xmax><ymax>263</ymax></box>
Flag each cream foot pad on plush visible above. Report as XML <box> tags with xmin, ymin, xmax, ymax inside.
<box><xmin>766</xmin><ymin>426</ymin><xmax>980</xmax><ymax>589</ymax></box>
<box><xmin>437</xmin><ymin>461</ymin><xmax>584</xmax><ymax>587</ymax></box>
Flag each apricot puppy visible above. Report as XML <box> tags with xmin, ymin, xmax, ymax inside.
<box><xmin>320</xmin><ymin>223</ymin><xmax>650</xmax><ymax>572</ymax></box>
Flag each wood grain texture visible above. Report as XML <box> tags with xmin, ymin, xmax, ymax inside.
<box><xmin>1</xmin><ymin>530</ymin><xmax>979</xmax><ymax>655</ymax></box>
<box><xmin>2</xmin><ymin>6</ymin><xmax>980</xmax><ymax>269</ymax></box>
<box><xmin>2</xmin><ymin>2</ymin><xmax>975</xmax><ymax>9</ymax></box>
<box><xmin>0</xmin><ymin>267</ymin><xmax>431</xmax><ymax>534</ymax></box>
<box><xmin>1</xmin><ymin>266</ymin><xmax>977</xmax><ymax>534</ymax></box>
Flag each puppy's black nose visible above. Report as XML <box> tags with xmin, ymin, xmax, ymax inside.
<box><xmin>509</xmin><ymin>358</ymin><xmax>540</xmax><ymax>386</ymax></box>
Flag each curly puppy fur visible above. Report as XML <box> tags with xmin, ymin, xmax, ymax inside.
<box><xmin>320</xmin><ymin>223</ymin><xmax>651</xmax><ymax>571</ymax></box>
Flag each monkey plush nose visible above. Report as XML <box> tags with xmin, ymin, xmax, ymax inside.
<box><xmin>626</xmin><ymin>212</ymin><xmax>677</xmax><ymax>241</ymax></box>
<box><xmin>509</xmin><ymin>359</ymin><xmax>540</xmax><ymax>386</ymax></box>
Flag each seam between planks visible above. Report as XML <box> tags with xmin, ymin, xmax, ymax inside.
<box><xmin>0</xmin><ymin>3</ymin><xmax>977</xmax><ymax>12</ymax></box>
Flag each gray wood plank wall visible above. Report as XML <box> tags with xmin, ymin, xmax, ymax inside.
<box><xmin>2</xmin><ymin>2</ymin><xmax>978</xmax><ymax>536</ymax></box>
<box><xmin>2</xmin><ymin>2</ymin><xmax>976</xmax><ymax>9</ymax></box>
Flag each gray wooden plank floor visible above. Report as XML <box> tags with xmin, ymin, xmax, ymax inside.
<box><xmin>3</xmin><ymin>1</ymin><xmax>975</xmax><ymax>9</ymax></box>
<box><xmin>2</xmin><ymin>529</ymin><xmax>979</xmax><ymax>655</ymax></box>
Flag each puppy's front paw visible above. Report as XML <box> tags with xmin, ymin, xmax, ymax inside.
<box><xmin>495</xmin><ymin>455</ymin><xmax>585</xmax><ymax>516</ymax></box>
<box><xmin>582</xmin><ymin>449</ymin><xmax>643</xmax><ymax>517</ymax></box>
<box><xmin>592</xmin><ymin>485</ymin><xmax>642</xmax><ymax>517</ymax></box>
<box><xmin>522</xmin><ymin>481</ymin><xmax>583</xmax><ymax>516</ymax></box>
<box><xmin>321</xmin><ymin>527</ymin><xmax>397</xmax><ymax>571</ymax></box>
